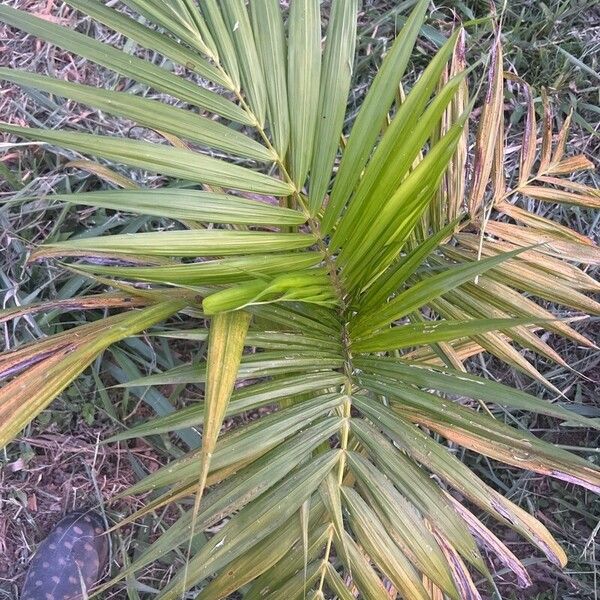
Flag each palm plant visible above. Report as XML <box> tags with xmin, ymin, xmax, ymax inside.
<box><xmin>1</xmin><ymin>0</ymin><xmax>599</xmax><ymax>597</ymax></box>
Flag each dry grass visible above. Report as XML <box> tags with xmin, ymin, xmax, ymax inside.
<box><xmin>0</xmin><ymin>424</ymin><xmax>129</xmax><ymax>595</ymax></box>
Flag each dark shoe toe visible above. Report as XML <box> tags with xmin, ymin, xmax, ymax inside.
<box><xmin>21</xmin><ymin>510</ymin><xmax>108</xmax><ymax>600</ymax></box>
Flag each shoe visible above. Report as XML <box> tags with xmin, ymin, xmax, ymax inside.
<box><xmin>21</xmin><ymin>510</ymin><xmax>108</xmax><ymax>600</ymax></box>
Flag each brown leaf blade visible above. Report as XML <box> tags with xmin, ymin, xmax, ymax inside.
<box><xmin>0</xmin><ymin>301</ymin><xmax>186</xmax><ymax>448</ymax></box>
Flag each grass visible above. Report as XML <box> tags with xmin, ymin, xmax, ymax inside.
<box><xmin>0</xmin><ymin>1</ymin><xmax>598</xmax><ymax>598</ymax></box>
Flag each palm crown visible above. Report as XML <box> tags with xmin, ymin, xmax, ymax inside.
<box><xmin>1</xmin><ymin>1</ymin><xmax>599</xmax><ymax>598</ymax></box>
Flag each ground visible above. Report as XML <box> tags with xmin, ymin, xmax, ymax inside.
<box><xmin>0</xmin><ymin>1</ymin><xmax>599</xmax><ymax>598</ymax></box>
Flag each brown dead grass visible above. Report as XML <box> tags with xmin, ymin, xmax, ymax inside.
<box><xmin>0</xmin><ymin>419</ymin><xmax>159</xmax><ymax>595</ymax></box>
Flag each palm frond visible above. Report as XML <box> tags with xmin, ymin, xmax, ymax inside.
<box><xmin>1</xmin><ymin>1</ymin><xmax>598</xmax><ymax>598</ymax></box>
